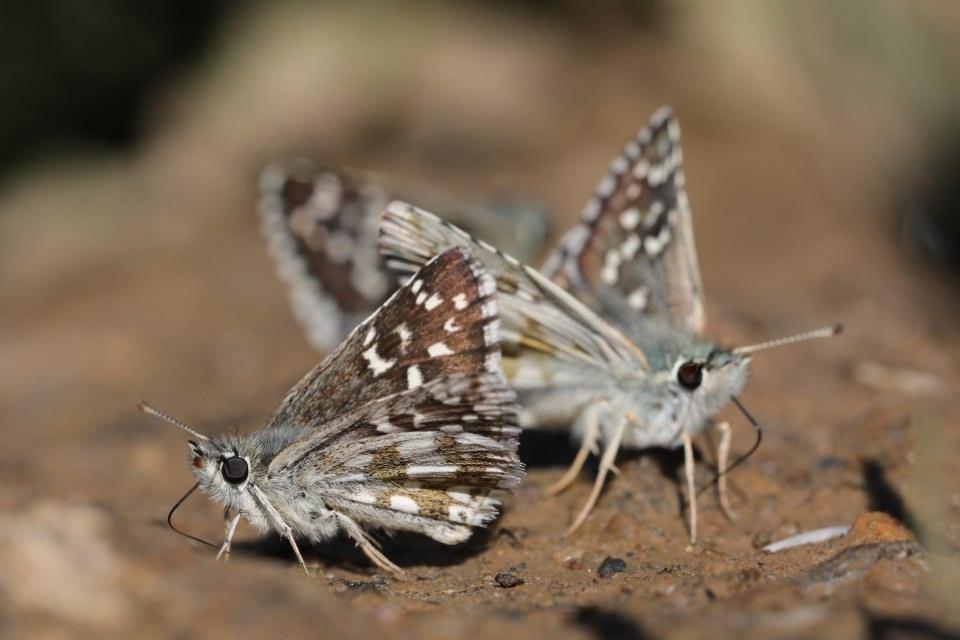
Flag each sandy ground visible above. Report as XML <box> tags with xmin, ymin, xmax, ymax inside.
<box><xmin>2</xmin><ymin>5</ymin><xmax>959</xmax><ymax>639</ymax></box>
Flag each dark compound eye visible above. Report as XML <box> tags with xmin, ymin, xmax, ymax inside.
<box><xmin>677</xmin><ymin>362</ymin><xmax>703</xmax><ymax>390</ymax></box>
<box><xmin>221</xmin><ymin>456</ymin><xmax>248</xmax><ymax>484</ymax></box>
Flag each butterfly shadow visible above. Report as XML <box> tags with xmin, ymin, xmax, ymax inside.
<box><xmin>518</xmin><ymin>429</ymin><xmax>584</xmax><ymax>469</ymax></box>
<box><xmin>233</xmin><ymin>525</ymin><xmax>500</xmax><ymax>576</ymax></box>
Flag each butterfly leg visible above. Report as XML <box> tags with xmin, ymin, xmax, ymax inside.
<box><xmin>250</xmin><ymin>485</ymin><xmax>312</xmax><ymax>576</ymax></box>
<box><xmin>682</xmin><ymin>432</ymin><xmax>698</xmax><ymax>545</ymax></box>
<box><xmin>565</xmin><ymin>409</ymin><xmax>628</xmax><ymax>535</ymax></box>
<box><xmin>283</xmin><ymin>532</ymin><xmax>310</xmax><ymax>576</ymax></box>
<box><xmin>715</xmin><ymin>421</ymin><xmax>738</xmax><ymax>522</ymax></box>
<box><xmin>546</xmin><ymin>402</ymin><xmax>603</xmax><ymax>497</ymax></box>
<box><xmin>335</xmin><ymin>512</ymin><xmax>406</xmax><ymax>577</ymax></box>
<box><xmin>216</xmin><ymin>510</ymin><xmax>241</xmax><ymax>561</ymax></box>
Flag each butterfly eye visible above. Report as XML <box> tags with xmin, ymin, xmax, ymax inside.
<box><xmin>677</xmin><ymin>362</ymin><xmax>703</xmax><ymax>390</ymax></box>
<box><xmin>221</xmin><ymin>457</ymin><xmax>248</xmax><ymax>484</ymax></box>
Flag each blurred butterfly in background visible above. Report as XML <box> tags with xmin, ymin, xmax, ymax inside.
<box><xmin>258</xmin><ymin>159</ymin><xmax>552</xmax><ymax>352</ymax></box>
<box><xmin>143</xmin><ymin>248</ymin><xmax>524</xmax><ymax>575</ymax></box>
<box><xmin>379</xmin><ymin>107</ymin><xmax>840</xmax><ymax>543</ymax></box>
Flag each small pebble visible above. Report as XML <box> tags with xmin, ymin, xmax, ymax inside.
<box><xmin>494</xmin><ymin>572</ymin><xmax>524</xmax><ymax>588</ymax></box>
<box><xmin>597</xmin><ymin>556</ymin><xmax>627</xmax><ymax>578</ymax></box>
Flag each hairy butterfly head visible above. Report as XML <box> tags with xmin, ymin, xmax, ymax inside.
<box><xmin>666</xmin><ymin>346</ymin><xmax>751</xmax><ymax>436</ymax></box>
<box><xmin>187</xmin><ymin>436</ymin><xmax>264</xmax><ymax>522</ymax></box>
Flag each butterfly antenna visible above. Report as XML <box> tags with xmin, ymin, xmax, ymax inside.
<box><xmin>732</xmin><ymin>324</ymin><xmax>842</xmax><ymax>356</ymax></box>
<box><xmin>167</xmin><ymin>483</ymin><xmax>218</xmax><ymax>549</ymax></box>
<box><xmin>696</xmin><ymin>396</ymin><xmax>763</xmax><ymax>495</ymax></box>
<box><xmin>139</xmin><ymin>400</ymin><xmax>210</xmax><ymax>441</ymax></box>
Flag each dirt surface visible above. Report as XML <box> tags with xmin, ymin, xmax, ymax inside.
<box><xmin>2</xmin><ymin>4</ymin><xmax>960</xmax><ymax>639</ymax></box>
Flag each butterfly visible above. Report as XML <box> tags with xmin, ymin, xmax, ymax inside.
<box><xmin>142</xmin><ymin>247</ymin><xmax>524</xmax><ymax>575</ymax></box>
<box><xmin>378</xmin><ymin>106</ymin><xmax>839</xmax><ymax>543</ymax></box>
<box><xmin>258</xmin><ymin>159</ymin><xmax>552</xmax><ymax>352</ymax></box>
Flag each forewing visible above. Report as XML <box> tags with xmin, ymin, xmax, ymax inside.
<box><xmin>258</xmin><ymin>161</ymin><xmax>392</xmax><ymax>350</ymax></box>
<box><xmin>379</xmin><ymin>202</ymin><xmax>649</xmax><ymax>388</ymax></box>
<box><xmin>265</xmin><ymin>247</ymin><xmax>501</xmax><ymax>432</ymax></box>
<box><xmin>541</xmin><ymin>106</ymin><xmax>705</xmax><ymax>334</ymax></box>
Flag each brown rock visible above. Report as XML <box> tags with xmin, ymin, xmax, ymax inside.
<box><xmin>847</xmin><ymin>512</ymin><xmax>914</xmax><ymax>545</ymax></box>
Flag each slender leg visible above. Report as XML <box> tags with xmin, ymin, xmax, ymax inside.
<box><xmin>336</xmin><ymin>512</ymin><xmax>405</xmax><ymax>576</ymax></box>
<box><xmin>546</xmin><ymin>403</ymin><xmax>603</xmax><ymax>496</ymax></box>
<box><xmin>284</xmin><ymin>532</ymin><xmax>310</xmax><ymax>576</ymax></box>
<box><xmin>250</xmin><ymin>485</ymin><xmax>311</xmax><ymax>576</ymax></box>
<box><xmin>216</xmin><ymin>510</ymin><xmax>242</xmax><ymax>561</ymax></box>
<box><xmin>683</xmin><ymin>433</ymin><xmax>697</xmax><ymax>545</ymax></box>
<box><xmin>566</xmin><ymin>411</ymin><xmax>629</xmax><ymax>536</ymax></box>
<box><xmin>715</xmin><ymin>421</ymin><xmax>738</xmax><ymax>522</ymax></box>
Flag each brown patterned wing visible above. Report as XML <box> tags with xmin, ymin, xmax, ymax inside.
<box><xmin>541</xmin><ymin>106</ymin><xmax>705</xmax><ymax>335</ymax></box>
<box><xmin>262</xmin><ymin>248</ymin><xmax>522</xmax><ymax>544</ymax></box>
<box><xmin>259</xmin><ymin>160</ymin><xmax>552</xmax><ymax>352</ymax></box>
<box><xmin>264</xmin><ymin>247</ymin><xmax>501</xmax><ymax>432</ymax></box>
<box><xmin>258</xmin><ymin>160</ymin><xmax>392</xmax><ymax>350</ymax></box>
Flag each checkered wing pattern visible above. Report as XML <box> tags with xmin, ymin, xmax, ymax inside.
<box><xmin>541</xmin><ymin>106</ymin><xmax>705</xmax><ymax>335</ymax></box>
<box><xmin>264</xmin><ymin>248</ymin><xmax>522</xmax><ymax>543</ymax></box>
<box><xmin>258</xmin><ymin>161</ymin><xmax>392</xmax><ymax>351</ymax></box>
<box><xmin>379</xmin><ymin>203</ymin><xmax>650</xmax><ymax>390</ymax></box>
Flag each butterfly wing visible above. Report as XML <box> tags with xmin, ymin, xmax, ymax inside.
<box><xmin>265</xmin><ymin>247</ymin><xmax>502</xmax><ymax>432</ymax></box>
<box><xmin>258</xmin><ymin>160</ymin><xmax>552</xmax><ymax>352</ymax></box>
<box><xmin>380</xmin><ymin>202</ymin><xmax>647</xmax><ymax>410</ymax></box>
<box><xmin>270</xmin><ymin>372</ymin><xmax>522</xmax><ymax>544</ymax></box>
<box><xmin>264</xmin><ymin>247</ymin><xmax>522</xmax><ymax>542</ymax></box>
<box><xmin>258</xmin><ymin>161</ymin><xmax>393</xmax><ymax>351</ymax></box>
<box><xmin>541</xmin><ymin>106</ymin><xmax>705</xmax><ymax>335</ymax></box>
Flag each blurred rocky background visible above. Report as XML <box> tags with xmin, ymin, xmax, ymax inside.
<box><xmin>2</xmin><ymin>2</ymin><xmax>960</xmax><ymax>638</ymax></box>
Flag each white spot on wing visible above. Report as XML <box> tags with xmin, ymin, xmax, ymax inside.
<box><xmin>427</xmin><ymin>342</ymin><xmax>454</xmax><ymax>357</ymax></box>
<box><xmin>633</xmin><ymin>159</ymin><xmax>650</xmax><ymax>179</ymax></box>
<box><xmin>619</xmin><ymin>207</ymin><xmax>641</xmax><ymax>230</ymax></box>
<box><xmin>627</xmin><ymin>286</ymin><xmax>648</xmax><ymax>310</ymax></box>
<box><xmin>395</xmin><ymin>323</ymin><xmax>412</xmax><ymax>353</ymax></box>
<box><xmin>597</xmin><ymin>174</ymin><xmax>617</xmax><ymax>198</ymax></box>
<box><xmin>407</xmin><ymin>364</ymin><xmax>423</xmax><ymax>389</ymax></box>
<box><xmin>601</xmin><ymin>249</ymin><xmax>622</xmax><ymax>285</ymax></box>
<box><xmin>453</xmin><ymin>293</ymin><xmax>469</xmax><ymax>310</ymax></box>
<box><xmin>424</xmin><ymin>293</ymin><xmax>443</xmax><ymax>310</ymax></box>
<box><xmin>408</xmin><ymin>465</ymin><xmax>459</xmax><ymax>475</ymax></box>
<box><xmin>610</xmin><ymin>155</ymin><xmax>628</xmax><ymax>174</ymax></box>
<box><xmin>648</xmin><ymin>161</ymin><xmax>670</xmax><ymax>186</ymax></box>
<box><xmin>375</xmin><ymin>419</ymin><xmax>399</xmax><ymax>433</ymax></box>
<box><xmin>389</xmin><ymin>495</ymin><xmax>420</xmax><ymax>514</ymax></box>
<box><xmin>644</xmin><ymin>227</ymin><xmax>672</xmax><ymax>257</ymax></box>
<box><xmin>362</xmin><ymin>345</ymin><xmax>395</xmax><ymax>376</ymax></box>
<box><xmin>444</xmin><ymin>317</ymin><xmax>461</xmax><ymax>333</ymax></box>
<box><xmin>620</xmin><ymin>234</ymin><xmax>640</xmax><ymax>260</ymax></box>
